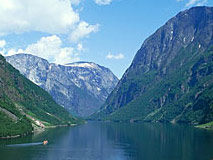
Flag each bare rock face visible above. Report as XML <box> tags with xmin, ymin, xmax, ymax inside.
<box><xmin>0</xmin><ymin>55</ymin><xmax>80</xmax><ymax>137</ymax></box>
<box><xmin>92</xmin><ymin>7</ymin><xmax>213</xmax><ymax>124</ymax></box>
<box><xmin>6</xmin><ymin>54</ymin><xmax>118</xmax><ymax>117</ymax></box>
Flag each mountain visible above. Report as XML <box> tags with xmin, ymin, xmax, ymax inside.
<box><xmin>91</xmin><ymin>6</ymin><xmax>213</xmax><ymax>125</ymax></box>
<box><xmin>6</xmin><ymin>54</ymin><xmax>118</xmax><ymax>117</ymax></box>
<box><xmin>0</xmin><ymin>55</ymin><xmax>81</xmax><ymax>138</ymax></box>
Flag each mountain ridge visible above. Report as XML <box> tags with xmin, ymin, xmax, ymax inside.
<box><xmin>6</xmin><ymin>53</ymin><xmax>118</xmax><ymax>117</ymax></box>
<box><xmin>91</xmin><ymin>6</ymin><xmax>213</xmax><ymax>125</ymax></box>
<box><xmin>0</xmin><ymin>54</ymin><xmax>81</xmax><ymax>138</ymax></box>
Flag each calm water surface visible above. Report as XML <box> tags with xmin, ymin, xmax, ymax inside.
<box><xmin>0</xmin><ymin>122</ymin><xmax>213</xmax><ymax>160</ymax></box>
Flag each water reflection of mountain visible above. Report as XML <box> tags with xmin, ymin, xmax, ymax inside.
<box><xmin>45</xmin><ymin>122</ymin><xmax>128</xmax><ymax>160</ymax></box>
<box><xmin>106</xmin><ymin>122</ymin><xmax>213</xmax><ymax>160</ymax></box>
<box><xmin>1</xmin><ymin>122</ymin><xmax>213</xmax><ymax>160</ymax></box>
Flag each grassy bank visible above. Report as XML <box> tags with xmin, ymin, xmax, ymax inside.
<box><xmin>196</xmin><ymin>121</ymin><xmax>213</xmax><ymax>130</ymax></box>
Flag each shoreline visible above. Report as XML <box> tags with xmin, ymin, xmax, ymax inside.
<box><xmin>45</xmin><ymin>123</ymin><xmax>77</xmax><ymax>128</ymax></box>
<box><xmin>0</xmin><ymin>123</ymin><xmax>78</xmax><ymax>140</ymax></box>
<box><xmin>195</xmin><ymin>121</ymin><xmax>213</xmax><ymax>130</ymax></box>
<box><xmin>0</xmin><ymin>135</ymin><xmax>21</xmax><ymax>139</ymax></box>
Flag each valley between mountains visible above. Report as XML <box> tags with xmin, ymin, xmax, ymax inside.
<box><xmin>1</xmin><ymin>6</ymin><xmax>213</xmax><ymax>138</ymax></box>
<box><xmin>91</xmin><ymin>6</ymin><xmax>213</xmax><ymax>128</ymax></box>
<box><xmin>6</xmin><ymin>54</ymin><xmax>118</xmax><ymax>117</ymax></box>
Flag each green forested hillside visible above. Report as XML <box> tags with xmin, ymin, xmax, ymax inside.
<box><xmin>91</xmin><ymin>7</ymin><xmax>213</xmax><ymax>126</ymax></box>
<box><xmin>0</xmin><ymin>55</ymin><xmax>81</xmax><ymax>137</ymax></box>
<box><xmin>95</xmin><ymin>46</ymin><xmax>213</xmax><ymax>124</ymax></box>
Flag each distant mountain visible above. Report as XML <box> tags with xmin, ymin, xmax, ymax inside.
<box><xmin>91</xmin><ymin>6</ymin><xmax>213</xmax><ymax>125</ymax></box>
<box><xmin>0</xmin><ymin>55</ymin><xmax>81</xmax><ymax>138</ymax></box>
<box><xmin>6</xmin><ymin>54</ymin><xmax>118</xmax><ymax>117</ymax></box>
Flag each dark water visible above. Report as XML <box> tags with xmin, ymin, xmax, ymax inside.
<box><xmin>1</xmin><ymin>122</ymin><xmax>213</xmax><ymax>160</ymax></box>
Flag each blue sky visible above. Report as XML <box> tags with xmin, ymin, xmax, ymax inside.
<box><xmin>0</xmin><ymin>0</ymin><xmax>212</xmax><ymax>78</ymax></box>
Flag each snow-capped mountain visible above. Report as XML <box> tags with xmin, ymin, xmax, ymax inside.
<box><xmin>6</xmin><ymin>54</ymin><xmax>118</xmax><ymax>117</ymax></box>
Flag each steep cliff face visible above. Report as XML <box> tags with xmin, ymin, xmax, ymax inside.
<box><xmin>0</xmin><ymin>55</ymin><xmax>80</xmax><ymax>138</ymax></box>
<box><xmin>92</xmin><ymin>6</ymin><xmax>213</xmax><ymax>125</ymax></box>
<box><xmin>6</xmin><ymin>54</ymin><xmax>118</xmax><ymax>117</ymax></box>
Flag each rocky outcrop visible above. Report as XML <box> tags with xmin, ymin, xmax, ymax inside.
<box><xmin>6</xmin><ymin>54</ymin><xmax>118</xmax><ymax>117</ymax></box>
<box><xmin>0</xmin><ymin>55</ymin><xmax>80</xmax><ymax>138</ymax></box>
<box><xmin>91</xmin><ymin>6</ymin><xmax>213</xmax><ymax>125</ymax></box>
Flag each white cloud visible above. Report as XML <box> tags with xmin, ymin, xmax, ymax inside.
<box><xmin>0</xmin><ymin>0</ymin><xmax>99</xmax><ymax>42</ymax></box>
<box><xmin>94</xmin><ymin>0</ymin><xmax>113</xmax><ymax>5</ymax></box>
<box><xmin>0</xmin><ymin>40</ymin><xmax>6</xmax><ymax>48</ymax></box>
<box><xmin>196</xmin><ymin>0</ymin><xmax>207</xmax><ymax>6</ymax></box>
<box><xmin>177</xmin><ymin>0</ymin><xmax>208</xmax><ymax>7</ymax></box>
<box><xmin>6</xmin><ymin>35</ymin><xmax>80</xmax><ymax>64</ymax></box>
<box><xmin>69</xmin><ymin>21</ymin><xmax>99</xmax><ymax>43</ymax></box>
<box><xmin>0</xmin><ymin>0</ymin><xmax>79</xmax><ymax>34</ymax></box>
<box><xmin>77</xmin><ymin>43</ymin><xmax>84</xmax><ymax>51</ymax></box>
<box><xmin>7</xmin><ymin>49</ymin><xmax>21</xmax><ymax>56</ymax></box>
<box><xmin>185</xmin><ymin>0</ymin><xmax>200</xmax><ymax>7</ymax></box>
<box><xmin>106</xmin><ymin>53</ymin><xmax>124</xmax><ymax>60</ymax></box>
<box><xmin>71</xmin><ymin>0</ymin><xmax>81</xmax><ymax>5</ymax></box>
